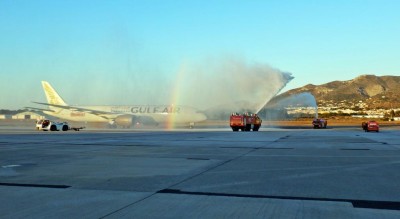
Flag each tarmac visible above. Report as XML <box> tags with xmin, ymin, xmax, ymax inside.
<box><xmin>1</xmin><ymin>126</ymin><xmax>400</xmax><ymax>218</ymax></box>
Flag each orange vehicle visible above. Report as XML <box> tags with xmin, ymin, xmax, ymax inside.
<box><xmin>362</xmin><ymin>121</ymin><xmax>379</xmax><ymax>132</ymax></box>
<box><xmin>312</xmin><ymin>118</ymin><xmax>327</xmax><ymax>129</ymax></box>
<box><xmin>230</xmin><ymin>113</ymin><xmax>262</xmax><ymax>131</ymax></box>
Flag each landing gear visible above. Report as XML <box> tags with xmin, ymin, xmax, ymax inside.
<box><xmin>108</xmin><ymin>120</ymin><xmax>117</xmax><ymax>129</ymax></box>
<box><xmin>108</xmin><ymin>124</ymin><xmax>117</xmax><ymax>129</ymax></box>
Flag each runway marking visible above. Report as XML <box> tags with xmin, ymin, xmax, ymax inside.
<box><xmin>340</xmin><ymin>148</ymin><xmax>370</xmax><ymax>150</ymax></box>
<box><xmin>2</xmin><ymin>165</ymin><xmax>21</xmax><ymax>168</ymax></box>
<box><xmin>220</xmin><ymin>147</ymin><xmax>259</xmax><ymax>149</ymax></box>
<box><xmin>187</xmin><ymin>158</ymin><xmax>210</xmax><ymax>160</ymax></box>
<box><xmin>260</xmin><ymin>147</ymin><xmax>294</xmax><ymax>150</ymax></box>
<box><xmin>157</xmin><ymin>189</ymin><xmax>400</xmax><ymax>210</ymax></box>
<box><xmin>0</xmin><ymin>182</ymin><xmax>70</xmax><ymax>189</ymax></box>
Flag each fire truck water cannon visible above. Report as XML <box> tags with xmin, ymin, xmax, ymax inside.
<box><xmin>230</xmin><ymin>113</ymin><xmax>262</xmax><ymax>132</ymax></box>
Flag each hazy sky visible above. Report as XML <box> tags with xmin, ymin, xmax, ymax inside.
<box><xmin>1</xmin><ymin>0</ymin><xmax>399</xmax><ymax>109</ymax></box>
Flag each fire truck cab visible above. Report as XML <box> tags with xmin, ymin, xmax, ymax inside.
<box><xmin>230</xmin><ymin>113</ymin><xmax>262</xmax><ymax>132</ymax></box>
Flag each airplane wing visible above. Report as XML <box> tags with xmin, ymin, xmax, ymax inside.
<box><xmin>24</xmin><ymin>106</ymin><xmax>56</xmax><ymax>112</ymax></box>
<box><xmin>32</xmin><ymin>101</ymin><xmax>115</xmax><ymax>116</ymax></box>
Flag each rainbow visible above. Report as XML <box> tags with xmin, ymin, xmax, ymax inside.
<box><xmin>166</xmin><ymin>63</ymin><xmax>187</xmax><ymax>130</ymax></box>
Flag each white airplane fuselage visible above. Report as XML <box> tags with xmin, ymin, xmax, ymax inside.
<box><xmin>44</xmin><ymin>105</ymin><xmax>206</xmax><ymax>123</ymax></box>
<box><xmin>34</xmin><ymin>81</ymin><xmax>207</xmax><ymax>126</ymax></box>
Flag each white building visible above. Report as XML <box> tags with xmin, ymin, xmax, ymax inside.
<box><xmin>11</xmin><ymin>111</ymin><xmax>45</xmax><ymax>120</ymax></box>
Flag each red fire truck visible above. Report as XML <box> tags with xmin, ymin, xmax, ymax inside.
<box><xmin>230</xmin><ymin>113</ymin><xmax>262</xmax><ymax>131</ymax></box>
<box><xmin>362</xmin><ymin>121</ymin><xmax>379</xmax><ymax>132</ymax></box>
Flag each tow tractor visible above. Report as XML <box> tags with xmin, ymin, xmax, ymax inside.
<box><xmin>230</xmin><ymin>113</ymin><xmax>262</xmax><ymax>131</ymax></box>
<box><xmin>36</xmin><ymin>119</ymin><xmax>84</xmax><ymax>131</ymax></box>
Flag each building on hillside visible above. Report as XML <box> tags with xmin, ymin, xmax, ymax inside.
<box><xmin>352</xmin><ymin>114</ymin><xmax>384</xmax><ymax>119</ymax></box>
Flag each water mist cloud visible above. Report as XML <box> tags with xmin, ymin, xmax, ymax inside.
<box><xmin>62</xmin><ymin>56</ymin><xmax>292</xmax><ymax>122</ymax></box>
<box><xmin>266</xmin><ymin>92</ymin><xmax>317</xmax><ymax>109</ymax></box>
<box><xmin>174</xmin><ymin>57</ymin><xmax>293</xmax><ymax>118</ymax></box>
<box><xmin>262</xmin><ymin>92</ymin><xmax>318</xmax><ymax>120</ymax></box>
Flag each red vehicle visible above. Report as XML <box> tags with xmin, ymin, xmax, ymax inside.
<box><xmin>230</xmin><ymin>113</ymin><xmax>262</xmax><ymax>131</ymax></box>
<box><xmin>362</xmin><ymin>121</ymin><xmax>379</xmax><ymax>132</ymax></box>
<box><xmin>312</xmin><ymin>118</ymin><xmax>327</xmax><ymax>129</ymax></box>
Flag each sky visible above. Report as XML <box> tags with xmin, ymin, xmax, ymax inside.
<box><xmin>1</xmin><ymin>0</ymin><xmax>399</xmax><ymax>109</ymax></box>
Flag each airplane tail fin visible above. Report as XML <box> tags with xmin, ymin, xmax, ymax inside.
<box><xmin>41</xmin><ymin>81</ymin><xmax>68</xmax><ymax>110</ymax></box>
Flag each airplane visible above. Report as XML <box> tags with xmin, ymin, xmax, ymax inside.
<box><xmin>28</xmin><ymin>81</ymin><xmax>207</xmax><ymax>128</ymax></box>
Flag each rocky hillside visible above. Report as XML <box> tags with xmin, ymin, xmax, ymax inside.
<box><xmin>271</xmin><ymin>75</ymin><xmax>400</xmax><ymax>109</ymax></box>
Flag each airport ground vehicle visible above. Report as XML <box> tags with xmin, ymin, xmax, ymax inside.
<box><xmin>362</xmin><ymin>121</ymin><xmax>379</xmax><ymax>132</ymax></box>
<box><xmin>36</xmin><ymin>119</ymin><xmax>83</xmax><ymax>131</ymax></box>
<box><xmin>312</xmin><ymin>118</ymin><xmax>327</xmax><ymax>129</ymax></box>
<box><xmin>230</xmin><ymin>113</ymin><xmax>262</xmax><ymax>131</ymax></box>
<box><xmin>36</xmin><ymin>119</ymin><xmax>69</xmax><ymax>131</ymax></box>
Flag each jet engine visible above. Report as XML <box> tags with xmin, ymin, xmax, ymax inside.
<box><xmin>114</xmin><ymin>115</ymin><xmax>137</xmax><ymax>128</ymax></box>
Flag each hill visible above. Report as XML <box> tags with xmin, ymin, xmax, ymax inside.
<box><xmin>270</xmin><ymin>75</ymin><xmax>400</xmax><ymax>109</ymax></box>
